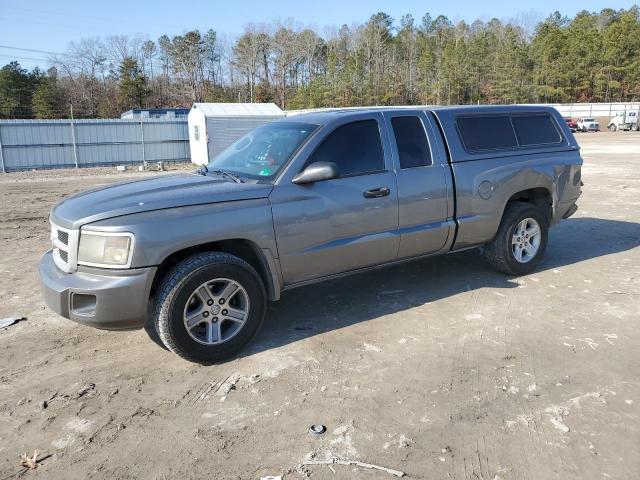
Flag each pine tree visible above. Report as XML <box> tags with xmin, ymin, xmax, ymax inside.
<box><xmin>0</xmin><ymin>62</ymin><xmax>40</xmax><ymax>118</ymax></box>
<box><xmin>32</xmin><ymin>69</ymin><xmax>64</xmax><ymax>119</ymax></box>
<box><xmin>117</xmin><ymin>57</ymin><xmax>147</xmax><ymax>111</ymax></box>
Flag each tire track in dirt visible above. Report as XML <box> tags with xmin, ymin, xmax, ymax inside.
<box><xmin>445</xmin><ymin>286</ymin><xmax>500</xmax><ymax>480</ymax></box>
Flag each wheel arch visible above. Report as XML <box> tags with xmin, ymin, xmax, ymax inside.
<box><xmin>149</xmin><ymin>239</ymin><xmax>281</xmax><ymax>302</ymax></box>
<box><xmin>503</xmin><ymin>187</ymin><xmax>553</xmax><ymax>225</ymax></box>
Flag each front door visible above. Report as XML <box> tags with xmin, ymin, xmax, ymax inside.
<box><xmin>270</xmin><ymin>117</ymin><xmax>399</xmax><ymax>285</ymax></box>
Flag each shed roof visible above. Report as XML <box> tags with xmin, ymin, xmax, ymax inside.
<box><xmin>191</xmin><ymin>103</ymin><xmax>284</xmax><ymax>117</ymax></box>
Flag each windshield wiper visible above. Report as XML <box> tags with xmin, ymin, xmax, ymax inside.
<box><xmin>197</xmin><ymin>164</ymin><xmax>209</xmax><ymax>176</ymax></box>
<box><xmin>208</xmin><ymin>169</ymin><xmax>244</xmax><ymax>183</ymax></box>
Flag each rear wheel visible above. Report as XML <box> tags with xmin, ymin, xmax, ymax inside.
<box><xmin>632</xmin><ymin>124</ymin><xmax>639</xmax><ymax>132</ymax></box>
<box><xmin>153</xmin><ymin>252</ymin><xmax>266</xmax><ymax>363</ymax></box>
<box><xmin>483</xmin><ymin>202</ymin><xmax>548</xmax><ymax>276</ymax></box>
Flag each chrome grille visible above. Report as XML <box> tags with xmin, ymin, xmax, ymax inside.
<box><xmin>57</xmin><ymin>230</ymin><xmax>69</xmax><ymax>245</ymax></box>
<box><xmin>50</xmin><ymin>221</ymin><xmax>79</xmax><ymax>273</ymax></box>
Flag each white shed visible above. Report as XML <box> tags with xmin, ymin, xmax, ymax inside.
<box><xmin>187</xmin><ymin>103</ymin><xmax>285</xmax><ymax>165</ymax></box>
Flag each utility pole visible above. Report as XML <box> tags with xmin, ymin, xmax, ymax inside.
<box><xmin>0</xmin><ymin>122</ymin><xmax>5</xmax><ymax>173</ymax></box>
<box><xmin>70</xmin><ymin>104</ymin><xmax>79</xmax><ymax>169</ymax></box>
<box><xmin>140</xmin><ymin>119</ymin><xmax>146</xmax><ymax>163</ymax></box>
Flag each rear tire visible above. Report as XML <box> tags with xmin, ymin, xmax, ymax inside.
<box><xmin>483</xmin><ymin>202</ymin><xmax>548</xmax><ymax>276</ymax></box>
<box><xmin>153</xmin><ymin>252</ymin><xmax>266</xmax><ymax>364</ymax></box>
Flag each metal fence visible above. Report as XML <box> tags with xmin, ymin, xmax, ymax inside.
<box><xmin>0</xmin><ymin>118</ymin><xmax>190</xmax><ymax>172</ymax></box>
<box><xmin>549</xmin><ymin>102</ymin><xmax>640</xmax><ymax>118</ymax></box>
<box><xmin>290</xmin><ymin>103</ymin><xmax>640</xmax><ymax>118</ymax></box>
<box><xmin>1</xmin><ymin>101</ymin><xmax>638</xmax><ymax>172</ymax></box>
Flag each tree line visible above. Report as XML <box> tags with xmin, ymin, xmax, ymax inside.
<box><xmin>1</xmin><ymin>7</ymin><xmax>639</xmax><ymax>119</ymax></box>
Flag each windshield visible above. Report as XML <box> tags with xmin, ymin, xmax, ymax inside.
<box><xmin>584</xmin><ymin>118</ymin><xmax>595</xmax><ymax>122</ymax></box>
<box><xmin>207</xmin><ymin>121</ymin><xmax>317</xmax><ymax>180</ymax></box>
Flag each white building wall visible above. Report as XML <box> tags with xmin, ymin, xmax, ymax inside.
<box><xmin>188</xmin><ymin>103</ymin><xmax>285</xmax><ymax>165</ymax></box>
<box><xmin>187</xmin><ymin>108</ymin><xmax>209</xmax><ymax>165</ymax></box>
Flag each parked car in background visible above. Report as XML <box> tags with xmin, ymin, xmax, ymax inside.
<box><xmin>577</xmin><ymin>117</ymin><xmax>600</xmax><ymax>132</ymax></box>
<box><xmin>608</xmin><ymin>110</ymin><xmax>639</xmax><ymax>131</ymax></box>
<box><xmin>39</xmin><ymin>106</ymin><xmax>583</xmax><ymax>363</ymax></box>
<box><xmin>564</xmin><ymin>117</ymin><xmax>578</xmax><ymax>132</ymax></box>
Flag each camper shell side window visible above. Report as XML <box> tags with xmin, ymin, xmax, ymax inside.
<box><xmin>456</xmin><ymin>113</ymin><xmax>563</xmax><ymax>153</ymax></box>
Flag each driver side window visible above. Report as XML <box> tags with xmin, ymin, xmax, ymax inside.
<box><xmin>306</xmin><ymin>120</ymin><xmax>384</xmax><ymax>177</ymax></box>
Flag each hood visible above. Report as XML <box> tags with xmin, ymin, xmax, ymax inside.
<box><xmin>51</xmin><ymin>173</ymin><xmax>273</xmax><ymax>229</ymax></box>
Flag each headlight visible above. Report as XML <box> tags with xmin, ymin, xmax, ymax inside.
<box><xmin>78</xmin><ymin>231</ymin><xmax>135</xmax><ymax>268</ymax></box>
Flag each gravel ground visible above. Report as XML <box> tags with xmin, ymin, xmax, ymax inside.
<box><xmin>0</xmin><ymin>132</ymin><xmax>639</xmax><ymax>479</ymax></box>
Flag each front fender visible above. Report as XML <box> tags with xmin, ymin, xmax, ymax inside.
<box><xmin>82</xmin><ymin>199</ymin><xmax>279</xmax><ymax>269</ymax></box>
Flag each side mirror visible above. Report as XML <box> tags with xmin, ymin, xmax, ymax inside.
<box><xmin>292</xmin><ymin>161</ymin><xmax>339</xmax><ymax>185</ymax></box>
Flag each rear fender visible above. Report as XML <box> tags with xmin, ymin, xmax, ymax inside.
<box><xmin>451</xmin><ymin>152</ymin><xmax>580</xmax><ymax>250</ymax></box>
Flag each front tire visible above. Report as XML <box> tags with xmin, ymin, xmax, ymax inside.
<box><xmin>609</xmin><ymin>124</ymin><xmax>617</xmax><ymax>132</ymax></box>
<box><xmin>153</xmin><ymin>252</ymin><xmax>266</xmax><ymax>364</ymax></box>
<box><xmin>483</xmin><ymin>202</ymin><xmax>548</xmax><ymax>276</ymax></box>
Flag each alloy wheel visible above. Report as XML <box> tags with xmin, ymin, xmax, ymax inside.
<box><xmin>511</xmin><ymin>217</ymin><xmax>542</xmax><ymax>264</ymax></box>
<box><xmin>183</xmin><ymin>278</ymin><xmax>250</xmax><ymax>345</ymax></box>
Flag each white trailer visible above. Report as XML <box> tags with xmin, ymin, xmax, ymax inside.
<box><xmin>608</xmin><ymin>110</ymin><xmax>639</xmax><ymax>131</ymax></box>
<box><xmin>187</xmin><ymin>103</ymin><xmax>285</xmax><ymax>165</ymax></box>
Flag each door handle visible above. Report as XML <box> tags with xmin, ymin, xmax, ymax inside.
<box><xmin>363</xmin><ymin>187</ymin><xmax>391</xmax><ymax>198</ymax></box>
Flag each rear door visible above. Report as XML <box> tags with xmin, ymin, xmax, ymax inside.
<box><xmin>383</xmin><ymin>111</ymin><xmax>453</xmax><ymax>258</ymax></box>
<box><xmin>270</xmin><ymin>114</ymin><xmax>399</xmax><ymax>285</ymax></box>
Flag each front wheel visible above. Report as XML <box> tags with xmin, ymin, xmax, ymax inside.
<box><xmin>609</xmin><ymin>124</ymin><xmax>617</xmax><ymax>132</ymax></box>
<box><xmin>153</xmin><ymin>252</ymin><xmax>266</xmax><ymax>363</ymax></box>
<box><xmin>483</xmin><ymin>202</ymin><xmax>548</xmax><ymax>276</ymax></box>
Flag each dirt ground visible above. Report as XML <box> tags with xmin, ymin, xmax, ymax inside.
<box><xmin>0</xmin><ymin>132</ymin><xmax>639</xmax><ymax>480</ymax></box>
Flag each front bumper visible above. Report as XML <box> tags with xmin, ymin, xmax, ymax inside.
<box><xmin>38</xmin><ymin>251</ymin><xmax>156</xmax><ymax>330</ymax></box>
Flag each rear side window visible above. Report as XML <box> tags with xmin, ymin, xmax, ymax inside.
<box><xmin>308</xmin><ymin>120</ymin><xmax>384</xmax><ymax>176</ymax></box>
<box><xmin>512</xmin><ymin>115</ymin><xmax>561</xmax><ymax>146</ymax></box>
<box><xmin>457</xmin><ymin>116</ymin><xmax>517</xmax><ymax>152</ymax></box>
<box><xmin>391</xmin><ymin>116</ymin><xmax>432</xmax><ymax>168</ymax></box>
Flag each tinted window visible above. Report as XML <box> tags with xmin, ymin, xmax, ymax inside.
<box><xmin>308</xmin><ymin>120</ymin><xmax>384</xmax><ymax>176</ymax></box>
<box><xmin>391</xmin><ymin>116</ymin><xmax>432</xmax><ymax>168</ymax></box>
<box><xmin>457</xmin><ymin>116</ymin><xmax>517</xmax><ymax>152</ymax></box>
<box><xmin>512</xmin><ymin>115</ymin><xmax>562</xmax><ymax>146</ymax></box>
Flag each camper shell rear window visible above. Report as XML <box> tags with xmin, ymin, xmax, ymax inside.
<box><xmin>456</xmin><ymin>113</ymin><xmax>563</xmax><ymax>153</ymax></box>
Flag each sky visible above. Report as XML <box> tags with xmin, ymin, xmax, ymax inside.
<box><xmin>0</xmin><ymin>0</ymin><xmax>637</xmax><ymax>69</ymax></box>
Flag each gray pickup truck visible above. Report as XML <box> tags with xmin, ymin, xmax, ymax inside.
<box><xmin>39</xmin><ymin>106</ymin><xmax>583</xmax><ymax>363</ymax></box>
